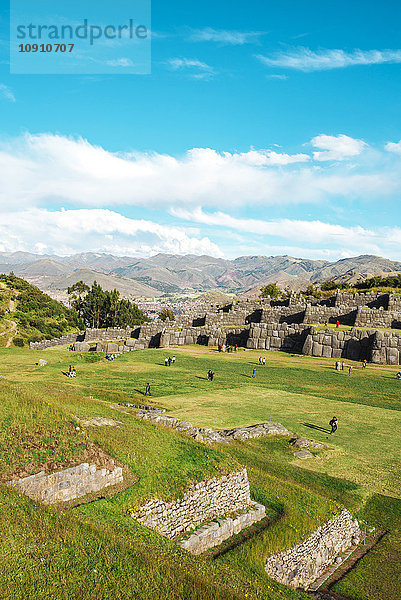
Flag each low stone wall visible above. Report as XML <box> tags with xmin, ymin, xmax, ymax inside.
<box><xmin>7</xmin><ymin>462</ymin><xmax>123</xmax><ymax>504</ymax></box>
<box><xmin>179</xmin><ymin>502</ymin><xmax>266</xmax><ymax>555</ymax></box>
<box><xmin>133</xmin><ymin>469</ymin><xmax>253</xmax><ymax>538</ymax></box>
<box><xmin>265</xmin><ymin>510</ymin><xmax>361</xmax><ymax>590</ymax></box>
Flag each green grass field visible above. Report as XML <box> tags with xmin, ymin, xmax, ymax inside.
<box><xmin>0</xmin><ymin>345</ymin><xmax>400</xmax><ymax>599</ymax></box>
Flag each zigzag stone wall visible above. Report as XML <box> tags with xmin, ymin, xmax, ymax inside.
<box><xmin>265</xmin><ymin>510</ymin><xmax>361</xmax><ymax>590</ymax></box>
<box><xmin>29</xmin><ymin>291</ymin><xmax>401</xmax><ymax>364</ymax></box>
<box><xmin>7</xmin><ymin>462</ymin><xmax>123</xmax><ymax>504</ymax></box>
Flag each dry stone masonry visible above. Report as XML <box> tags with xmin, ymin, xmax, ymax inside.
<box><xmin>29</xmin><ymin>291</ymin><xmax>401</xmax><ymax>364</ymax></box>
<box><xmin>7</xmin><ymin>462</ymin><xmax>123</xmax><ymax>504</ymax></box>
<box><xmin>265</xmin><ymin>510</ymin><xmax>361</xmax><ymax>590</ymax></box>
<box><xmin>133</xmin><ymin>469</ymin><xmax>265</xmax><ymax>554</ymax></box>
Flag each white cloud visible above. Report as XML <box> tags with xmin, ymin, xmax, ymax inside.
<box><xmin>256</xmin><ymin>47</ymin><xmax>401</xmax><ymax>72</ymax></box>
<box><xmin>230</xmin><ymin>149</ymin><xmax>310</xmax><ymax>165</ymax></box>
<box><xmin>267</xmin><ymin>74</ymin><xmax>288</xmax><ymax>80</ymax></box>
<box><xmin>187</xmin><ymin>28</ymin><xmax>265</xmax><ymax>45</ymax></box>
<box><xmin>166</xmin><ymin>58</ymin><xmax>215</xmax><ymax>78</ymax></box>
<box><xmin>311</xmin><ymin>134</ymin><xmax>367</xmax><ymax>161</ymax></box>
<box><xmin>0</xmin><ymin>133</ymin><xmax>397</xmax><ymax>211</ymax></box>
<box><xmin>106</xmin><ymin>58</ymin><xmax>135</xmax><ymax>67</ymax></box>
<box><xmin>385</xmin><ymin>140</ymin><xmax>401</xmax><ymax>155</ymax></box>
<box><xmin>0</xmin><ymin>208</ymin><xmax>223</xmax><ymax>257</ymax></box>
<box><xmin>0</xmin><ymin>84</ymin><xmax>16</xmax><ymax>102</ymax></box>
<box><xmin>172</xmin><ymin>208</ymin><xmax>401</xmax><ymax>258</ymax></box>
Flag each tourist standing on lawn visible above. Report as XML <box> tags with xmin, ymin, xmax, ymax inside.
<box><xmin>252</xmin><ymin>368</ymin><xmax>256</xmax><ymax>378</ymax></box>
<box><xmin>329</xmin><ymin>416</ymin><xmax>338</xmax><ymax>434</ymax></box>
<box><xmin>145</xmin><ymin>383</ymin><xmax>151</xmax><ymax>396</ymax></box>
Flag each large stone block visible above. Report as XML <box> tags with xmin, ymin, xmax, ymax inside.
<box><xmin>312</xmin><ymin>342</ymin><xmax>323</xmax><ymax>357</ymax></box>
<box><xmin>322</xmin><ymin>345</ymin><xmax>333</xmax><ymax>358</ymax></box>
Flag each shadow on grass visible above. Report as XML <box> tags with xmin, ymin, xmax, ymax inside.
<box><xmin>195</xmin><ymin>376</ymin><xmax>209</xmax><ymax>380</ymax></box>
<box><xmin>302</xmin><ymin>422</ymin><xmax>331</xmax><ymax>433</ymax></box>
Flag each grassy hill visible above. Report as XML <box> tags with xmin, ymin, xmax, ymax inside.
<box><xmin>0</xmin><ymin>273</ymin><xmax>83</xmax><ymax>348</ymax></box>
<box><xmin>0</xmin><ymin>345</ymin><xmax>400</xmax><ymax>599</ymax></box>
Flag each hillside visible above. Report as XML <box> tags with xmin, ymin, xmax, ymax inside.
<box><xmin>0</xmin><ymin>273</ymin><xmax>83</xmax><ymax>347</ymax></box>
<box><xmin>1</xmin><ymin>251</ymin><xmax>401</xmax><ymax>297</ymax></box>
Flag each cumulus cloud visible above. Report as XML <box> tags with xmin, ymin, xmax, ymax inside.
<box><xmin>0</xmin><ymin>84</ymin><xmax>16</xmax><ymax>102</ymax></box>
<box><xmin>187</xmin><ymin>28</ymin><xmax>265</xmax><ymax>45</ymax></box>
<box><xmin>1</xmin><ymin>133</ymin><xmax>397</xmax><ymax>212</ymax></box>
<box><xmin>311</xmin><ymin>134</ymin><xmax>367</xmax><ymax>161</ymax></box>
<box><xmin>385</xmin><ymin>140</ymin><xmax>401</xmax><ymax>154</ymax></box>
<box><xmin>172</xmin><ymin>208</ymin><xmax>401</xmax><ymax>257</ymax></box>
<box><xmin>256</xmin><ymin>47</ymin><xmax>401</xmax><ymax>72</ymax></box>
<box><xmin>0</xmin><ymin>208</ymin><xmax>223</xmax><ymax>257</ymax></box>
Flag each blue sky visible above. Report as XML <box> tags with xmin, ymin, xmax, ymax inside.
<box><xmin>1</xmin><ymin>0</ymin><xmax>401</xmax><ymax>261</ymax></box>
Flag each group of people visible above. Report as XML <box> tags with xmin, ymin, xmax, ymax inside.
<box><xmin>334</xmin><ymin>361</ymin><xmax>353</xmax><ymax>375</ymax></box>
<box><xmin>218</xmin><ymin>344</ymin><xmax>238</xmax><ymax>353</ymax></box>
<box><xmin>207</xmin><ymin>369</ymin><xmax>215</xmax><ymax>381</ymax></box>
<box><xmin>106</xmin><ymin>354</ymin><xmax>118</xmax><ymax>361</ymax></box>
<box><xmin>164</xmin><ymin>356</ymin><xmax>176</xmax><ymax>366</ymax></box>
<box><xmin>68</xmin><ymin>365</ymin><xmax>76</xmax><ymax>378</ymax></box>
<box><xmin>258</xmin><ymin>356</ymin><xmax>266</xmax><ymax>365</ymax></box>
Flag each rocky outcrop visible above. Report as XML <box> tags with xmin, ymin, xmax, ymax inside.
<box><xmin>265</xmin><ymin>510</ymin><xmax>361</xmax><ymax>590</ymax></box>
<box><xmin>135</xmin><ymin>410</ymin><xmax>292</xmax><ymax>444</ymax></box>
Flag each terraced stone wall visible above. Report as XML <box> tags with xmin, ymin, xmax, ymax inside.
<box><xmin>7</xmin><ymin>462</ymin><xmax>123</xmax><ymax>504</ymax></box>
<box><xmin>133</xmin><ymin>469</ymin><xmax>252</xmax><ymax>539</ymax></box>
<box><xmin>265</xmin><ymin>510</ymin><xmax>361</xmax><ymax>590</ymax></box>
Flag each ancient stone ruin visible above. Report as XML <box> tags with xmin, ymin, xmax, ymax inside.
<box><xmin>29</xmin><ymin>291</ymin><xmax>401</xmax><ymax>364</ymax></box>
<box><xmin>7</xmin><ymin>462</ymin><xmax>123</xmax><ymax>504</ymax></box>
<box><xmin>265</xmin><ymin>509</ymin><xmax>361</xmax><ymax>590</ymax></box>
<box><xmin>132</xmin><ymin>469</ymin><xmax>265</xmax><ymax>554</ymax></box>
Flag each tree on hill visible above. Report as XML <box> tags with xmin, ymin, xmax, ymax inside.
<box><xmin>80</xmin><ymin>281</ymin><xmax>148</xmax><ymax>328</ymax></box>
<box><xmin>260</xmin><ymin>283</ymin><xmax>281</xmax><ymax>299</ymax></box>
<box><xmin>67</xmin><ymin>280</ymin><xmax>90</xmax><ymax>317</ymax></box>
<box><xmin>159</xmin><ymin>308</ymin><xmax>175</xmax><ymax>321</ymax></box>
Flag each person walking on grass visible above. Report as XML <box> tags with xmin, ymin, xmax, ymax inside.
<box><xmin>348</xmin><ymin>366</ymin><xmax>352</xmax><ymax>376</ymax></box>
<box><xmin>172</xmin><ymin>356</ymin><xmax>176</xmax><ymax>364</ymax></box>
<box><xmin>329</xmin><ymin>416</ymin><xmax>338</xmax><ymax>434</ymax></box>
<box><xmin>262</xmin><ymin>357</ymin><xmax>266</xmax><ymax>366</ymax></box>
<box><xmin>252</xmin><ymin>368</ymin><xmax>256</xmax><ymax>378</ymax></box>
<box><xmin>145</xmin><ymin>383</ymin><xmax>151</xmax><ymax>396</ymax></box>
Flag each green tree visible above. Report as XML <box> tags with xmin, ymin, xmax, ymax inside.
<box><xmin>260</xmin><ymin>283</ymin><xmax>281</xmax><ymax>299</ymax></box>
<box><xmin>159</xmin><ymin>308</ymin><xmax>175</xmax><ymax>321</ymax></box>
<box><xmin>67</xmin><ymin>281</ymin><xmax>90</xmax><ymax>317</ymax></box>
<box><xmin>80</xmin><ymin>282</ymin><xmax>148</xmax><ymax>328</ymax></box>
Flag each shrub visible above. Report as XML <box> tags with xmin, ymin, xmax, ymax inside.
<box><xmin>13</xmin><ymin>337</ymin><xmax>24</xmax><ymax>347</ymax></box>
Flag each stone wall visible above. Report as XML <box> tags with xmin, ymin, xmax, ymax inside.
<box><xmin>133</xmin><ymin>469</ymin><xmax>253</xmax><ymax>539</ymax></box>
<box><xmin>179</xmin><ymin>502</ymin><xmax>266</xmax><ymax>555</ymax></box>
<box><xmin>265</xmin><ymin>510</ymin><xmax>361</xmax><ymax>590</ymax></box>
<box><xmin>7</xmin><ymin>462</ymin><xmax>123</xmax><ymax>504</ymax></box>
<box><xmin>28</xmin><ymin>291</ymin><xmax>401</xmax><ymax>364</ymax></box>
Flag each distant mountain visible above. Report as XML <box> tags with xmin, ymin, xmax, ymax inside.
<box><xmin>1</xmin><ymin>251</ymin><xmax>401</xmax><ymax>298</ymax></box>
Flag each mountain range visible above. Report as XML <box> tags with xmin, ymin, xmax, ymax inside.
<box><xmin>1</xmin><ymin>251</ymin><xmax>401</xmax><ymax>299</ymax></box>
